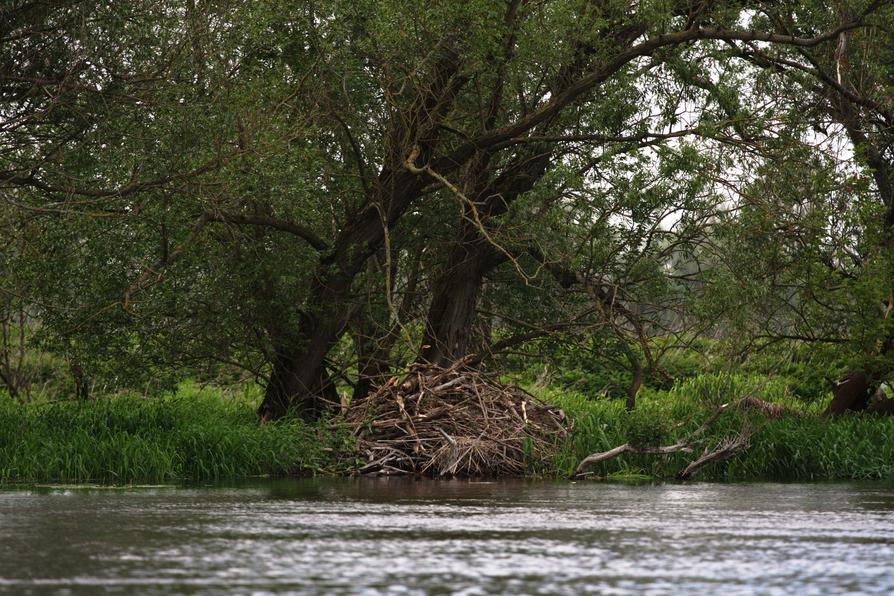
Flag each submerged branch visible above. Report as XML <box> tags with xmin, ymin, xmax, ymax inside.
<box><xmin>677</xmin><ymin>428</ymin><xmax>753</xmax><ymax>480</ymax></box>
<box><xmin>572</xmin><ymin>402</ymin><xmax>730</xmax><ymax>478</ymax></box>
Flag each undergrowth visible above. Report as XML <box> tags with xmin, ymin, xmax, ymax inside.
<box><xmin>4</xmin><ymin>370</ymin><xmax>894</xmax><ymax>485</ymax></box>
<box><xmin>533</xmin><ymin>373</ymin><xmax>894</xmax><ymax>481</ymax></box>
<box><xmin>0</xmin><ymin>383</ymin><xmax>353</xmax><ymax>485</ymax></box>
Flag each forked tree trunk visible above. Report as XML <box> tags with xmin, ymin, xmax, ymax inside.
<box><xmin>255</xmin><ymin>45</ymin><xmax>466</xmax><ymax>422</ymax></box>
<box><xmin>256</xmin><ymin>273</ymin><xmax>355</xmax><ymax>421</ymax></box>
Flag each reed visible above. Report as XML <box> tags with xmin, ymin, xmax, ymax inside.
<box><xmin>0</xmin><ymin>383</ymin><xmax>350</xmax><ymax>485</ymax></box>
<box><xmin>538</xmin><ymin>377</ymin><xmax>894</xmax><ymax>481</ymax></box>
<box><xmin>4</xmin><ymin>373</ymin><xmax>892</xmax><ymax>484</ymax></box>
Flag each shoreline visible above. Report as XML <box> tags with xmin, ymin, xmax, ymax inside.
<box><xmin>3</xmin><ymin>382</ymin><xmax>893</xmax><ymax>485</ymax></box>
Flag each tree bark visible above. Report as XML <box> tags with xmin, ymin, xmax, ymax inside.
<box><xmin>823</xmin><ymin>370</ymin><xmax>875</xmax><ymax>416</ymax></box>
<box><xmin>418</xmin><ymin>241</ymin><xmax>492</xmax><ymax>367</ymax></box>
<box><xmin>416</xmin><ymin>148</ymin><xmax>553</xmax><ymax>367</ymax></box>
<box><xmin>254</xmin><ymin>163</ymin><xmax>439</xmax><ymax>420</ymax></box>
<box><xmin>259</xmin><ymin>330</ymin><xmax>341</xmax><ymax>422</ymax></box>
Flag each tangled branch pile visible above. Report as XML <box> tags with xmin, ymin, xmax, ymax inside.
<box><xmin>346</xmin><ymin>361</ymin><xmax>568</xmax><ymax>477</ymax></box>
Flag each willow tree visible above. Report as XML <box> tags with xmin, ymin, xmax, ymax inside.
<box><xmin>2</xmin><ymin>0</ymin><xmax>873</xmax><ymax>420</ymax></box>
<box><xmin>694</xmin><ymin>1</ymin><xmax>894</xmax><ymax>412</ymax></box>
<box><xmin>258</xmin><ymin>0</ymin><xmax>863</xmax><ymax>419</ymax></box>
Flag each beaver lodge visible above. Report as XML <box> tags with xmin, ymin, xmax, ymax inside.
<box><xmin>346</xmin><ymin>361</ymin><xmax>568</xmax><ymax>477</ymax></box>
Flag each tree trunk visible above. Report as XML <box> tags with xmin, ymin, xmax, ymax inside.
<box><xmin>351</xmin><ymin>245</ymin><xmax>423</xmax><ymax>402</ymax></box>
<box><xmin>622</xmin><ymin>343</ymin><xmax>643</xmax><ymax>412</ymax></box>
<box><xmin>254</xmin><ymin>44</ymin><xmax>467</xmax><ymax>422</ymax></box>
<box><xmin>256</xmin><ymin>273</ymin><xmax>354</xmax><ymax>421</ymax></box>
<box><xmin>352</xmin><ymin>315</ymin><xmax>398</xmax><ymax>402</ymax></box>
<box><xmin>71</xmin><ymin>362</ymin><xmax>88</xmax><ymax>401</ymax></box>
<box><xmin>254</xmin><ymin>156</ymin><xmax>436</xmax><ymax>421</ymax></box>
<box><xmin>418</xmin><ymin>243</ymin><xmax>489</xmax><ymax>367</ymax></box>
<box><xmin>259</xmin><ymin>345</ymin><xmax>341</xmax><ymax>422</ymax></box>
<box><xmin>417</xmin><ymin>150</ymin><xmax>552</xmax><ymax>367</ymax></box>
<box><xmin>824</xmin><ymin>370</ymin><xmax>875</xmax><ymax>416</ymax></box>
<box><xmin>417</xmin><ymin>206</ymin><xmax>517</xmax><ymax>367</ymax></box>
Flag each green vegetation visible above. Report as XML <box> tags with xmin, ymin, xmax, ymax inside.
<box><xmin>4</xmin><ymin>364</ymin><xmax>893</xmax><ymax>485</ymax></box>
<box><xmin>539</xmin><ymin>377</ymin><xmax>894</xmax><ymax>482</ymax></box>
<box><xmin>2</xmin><ymin>2</ymin><xmax>894</xmax><ymax>484</ymax></box>
<box><xmin>0</xmin><ymin>384</ymin><xmax>350</xmax><ymax>485</ymax></box>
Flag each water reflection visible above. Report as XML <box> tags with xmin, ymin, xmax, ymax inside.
<box><xmin>1</xmin><ymin>480</ymin><xmax>893</xmax><ymax>594</ymax></box>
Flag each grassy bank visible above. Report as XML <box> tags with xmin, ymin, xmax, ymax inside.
<box><xmin>3</xmin><ymin>373</ymin><xmax>894</xmax><ymax>484</ymax></box>
<box><xmin>536</xmin><ymin>374</ymin><xmax>894</xmax><ymax>481</ymax></box>
<box><xmin>0</xmin><ymin>383</ymin><xmax>351</xmax><ymax>485</ymax></box>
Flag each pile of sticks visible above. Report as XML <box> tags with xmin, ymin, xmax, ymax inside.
<box><xmin>347</xmin><ymin>360</ymin><xmax>568</xmax><ymax>477</ymax></box>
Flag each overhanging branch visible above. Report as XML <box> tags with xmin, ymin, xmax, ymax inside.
<box><xmin>205</xmin><ymin>211</ymin><xmax>329</xmax><ymax>251</ymax></box>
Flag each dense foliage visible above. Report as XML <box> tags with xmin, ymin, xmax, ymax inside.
<box><xmin>2</xmin><ymin>0</ymin><xmax>893</xmax><ymax>457</ymax></box>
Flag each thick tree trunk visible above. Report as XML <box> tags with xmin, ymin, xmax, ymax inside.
<box><xmin>255</xmin><ymin>166</ymin><xmax>434</xmax><ymax>421</ymax></box>
<box><xmin>419</xmin><ymin>260</ymin><xmax>481</xmax><ymax>366</ymax></box>
<box><xmin>824</xmin><ymin>370</ymin><xmax>875</xmax><ymax>416</ymax></box>
<box><xmin>256</xmin><ymin>271</ymin><xmax>356</xmax><ymax>421</ymax></box>
<box><xmin>418</xmin><ymin>245</ymin><xmax>488</xmax><ymax>367</ymax></box>
<box><xmin>259</xmin><ymin>340</ymin><xmax>340</xmax><ymax>422</ymax></box>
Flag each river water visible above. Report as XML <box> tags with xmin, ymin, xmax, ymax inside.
<box><xmin>1</xmin><ymin>479</ymin><xmax>893</xmax><ymax>594</ymax></box>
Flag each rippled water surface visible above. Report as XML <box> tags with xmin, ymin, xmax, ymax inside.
<box><xmin>1</xmin><ymin>479</ymin><xmax>894</xmax><ymax>594</ymax></box>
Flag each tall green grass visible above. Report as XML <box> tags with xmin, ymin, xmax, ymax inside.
<box><xmin>4</xmin><ymin>371</ymin><xmax>892</xmax><ymax>484</ymax></box>
<box><xmin>533</xmin><ymin>374</ymin><xmax>894</xmax><ymax>481</ymax></box>
<box><xmin>0</xmin><ymin>383</ymin><xmax>353</xmax><ymax>485</ymax></box>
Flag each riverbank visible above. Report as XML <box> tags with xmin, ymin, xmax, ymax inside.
<box><xmin>0</xmin><ymin>384</ymin><xmax>354</xmax><ymax>484</ymax></box>
<box><xmin>2</xmin><ymin>379</ymin><xmax>893</xmax><ymax>484</ymax></box>
<box><xmin>539</xmin><ymin>380</ymin><xmax>894</xmax><ymax>481</ymax></box>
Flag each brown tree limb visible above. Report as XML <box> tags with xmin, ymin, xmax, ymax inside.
<box><xmin>676</xmin><ymin>428</ymin><xmax>753</xmax><ymax>480</ymax></box>
<box><xmin>205</xmin><ymin>211</ymin><xmax>329</xmax><ymax>251</ymax></box>
<box><xmin>573</xmin><ymin>402</ymin><xmax>732</xmax><ymax>478</ymax></box>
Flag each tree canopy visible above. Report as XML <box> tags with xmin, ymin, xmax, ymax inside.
<box><xmin>1</xmin><ymin>0</ymin><xmax>892</xmax><ymax>419</ymax></box>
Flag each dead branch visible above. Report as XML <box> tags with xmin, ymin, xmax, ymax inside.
<box><xmin>677</xmin><ymin>427</ymin><xmax>753</xmax><ymax>480</ymax></box>
<box><xmin>572</xmin><ymin>403</ymin><xmax>730</xmax><ymax>478</ymax></box>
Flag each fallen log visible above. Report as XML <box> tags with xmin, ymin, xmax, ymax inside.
<box><xmin>573</xmin><ymin>383</ymin><xmax>782</xmax><ymax>480</ymax></box>
<box><xmin>573</xmin><ymin>402</ymin><xmax>730</xmax><ymax>478</ymax></box>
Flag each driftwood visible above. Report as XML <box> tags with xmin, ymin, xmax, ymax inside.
<box><xmin>676</xmin><ymin>427</ymin><xmax>752</xmax><ymax>480</ymax></box>
<box><xmin>573</xmin><ymin>388</ymin><xmax>775</xmax><ymax>479</ymax></box>
<box><xmin>573</xmin><ymin>401</ymin><xmax>733</xmax><ymax>478</ymax></box>
<box><xmin>347</xmin><ymin>358</ymin><xmax>568</xmax><ymax>477</ymax></box>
